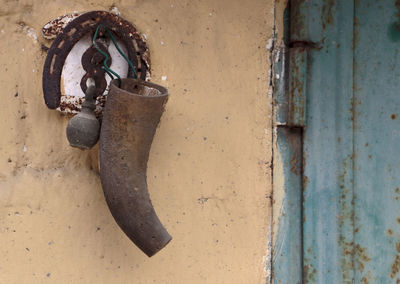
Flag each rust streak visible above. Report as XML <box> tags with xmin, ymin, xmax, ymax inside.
<box><xmin>289</xmin><ymin>155</ymin><xmax>299</xmax><ymax>175</ymax></box>
<box><xmin>361</xmin><ymin>277</ymin><xmax>369</xmax><ymax>284</ymax></box>
<box><xmin>391</xmin><ymin>242</ymin><xmax>400</xmax><ymax>279</ymax></box>
<box><xmin>322</xmin><ymin>0</ymin><xmax>335</xmax><ymax>29</ymax></box>
<box><xmin>396</xmin><ymin>0</ymin><xmax>400</xmax><ymax>20</ymax></box>
<box><xmin>355</xmin><ymin>244</ymin><xmax>371</xmax><ymax>273</ymax></box>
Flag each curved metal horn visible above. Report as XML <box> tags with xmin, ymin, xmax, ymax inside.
<box><xmin>99</xmin><ymin>78</ymin><xmax>171</xmax><ymax>257</ymax></box>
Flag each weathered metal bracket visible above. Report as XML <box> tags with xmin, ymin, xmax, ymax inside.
<box><xmin>42</xmin><ymin>11</ymin><xmax>150</xmax><ymax>110</ymax></box>
<box><xmin>288</xmin><ymin>45</ymin><xmax>307</xmax><ymax>127</ymax></box>
<box><xmin>287</xmin><ymin>0</ymin><xmax>309</xmax><ymax>128</ymax></box>
<box><xmin>272</xmin><ymin>0</ymin><xmax>308</xmax><ymax>282</ymax></box>
<box><xmin>274</xmin><ymin>0</ymin><xmax>310</xmax><ymax>128</ymax></box>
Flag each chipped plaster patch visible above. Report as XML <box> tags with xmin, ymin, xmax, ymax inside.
<box><xmin>266</xmin><ymin>38</ymin><xmax>274</xmax><ymax>51</ymax></box>
<box><xmin>109</xmin><ymin>5</ymin><xmax>121</xmax><ymax>16</ymax></box>
<box><xmin>18</xmin><ymin>22</ymin><xmax>38</xmax><ymax>43</ymax></box>
<box><xmin>263</xmin><ymin>239</ymin><xmax>273</xmax><ymax>283</ymax></box>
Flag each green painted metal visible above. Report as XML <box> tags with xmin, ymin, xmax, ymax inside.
<box><xmin>287</xmin><ymin>0</ymin><xmax>309</xmax><ymax>127</ymax></box>
<box><xmin>353</xmin><ymin>0</ymin><xmax>400</xmax><ymax>282</ymax></box>
<box><xmin>273</xmin><ymin>127</ymin><xmax>303</xmax><ymax>284</ymax></box>
<box><xmin>302</xmin><ymin>0</ymin><xmax>355</xmax><ymax>282</ymax></box>
<box><xmin>273</xmin><ymin>0</ymin><xmax>400</xmax><ymax>283</ymax></box>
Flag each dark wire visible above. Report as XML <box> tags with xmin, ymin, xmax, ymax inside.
<box><xmin>93</xmin><ymin>25</ymin><xmax>119</xmax><ymax>83</ymax></box>
<box><xmin>92</xmin><ymin>24</ymin><xmax>138</xmax><ymax>86</ymax></box>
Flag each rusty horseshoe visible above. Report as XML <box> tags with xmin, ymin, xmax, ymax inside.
<box><xmin>42</xmin><ymin>11</ymin><xmax>150</xmax><ymax>109</ymax></box>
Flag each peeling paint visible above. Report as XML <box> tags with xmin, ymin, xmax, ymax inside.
<box><xmin>18</xmin><ymin>22</ymin><xmax>38</xmax><ymax>43</ymax></box>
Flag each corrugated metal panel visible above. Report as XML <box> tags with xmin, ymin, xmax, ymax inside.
<box><xmin>353</xmin><ymin>0</ymin><xmax>400</xmax><ymax>282</ymax></box>
<box><xmin>273</xmin><ymin>0</ymin><xmax>400</xmax><ymax>283</ymax></box>
<box><xmin>273</xmin><ymin>0</ymin><xmax>355</xmax><ymax>282</ymax></box>
<box><xmin>302</xmin><ymin>0</ymin><xmax>355</xmax><ymax>282</ymax></box>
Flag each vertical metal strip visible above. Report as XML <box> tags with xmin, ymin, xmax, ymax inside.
<box><xmin>302</xmin><ymin>0</ymin><xmax>355</xmax><ymax>282</ymax></box>
<box><xmin>272</xmin><ymin>1</ymin><xmax>305</xmax><ymax>283</ymax></box>
<box><xmin>287</xmin><ymin>0</ymin><xmax>309</xmax><ymax>127</ymax></box>
<box><xmin>272</xmin><ymin>127</ymin><xmax>303</xmax><ymax>284</ymax></box>
<box><xmin>288</xmin><ymin>48</ymin><xmax>307</xmax><ymax>127</ymax></box>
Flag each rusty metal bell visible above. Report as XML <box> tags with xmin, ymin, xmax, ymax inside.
<box><xmin>99</xmin><ymin>78</ymin><xmax>171</xmax><ymax>257</ymax></box>
<box><xmin>66</xmin><ymin>85</ymin><xmax>100</xmax><ymax>149</ymax></box>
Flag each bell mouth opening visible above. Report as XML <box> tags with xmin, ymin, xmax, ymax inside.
<box><xmin>111</xmin><ymin>78</ymin><xmax>168</xmax><ymax>98</ymax></box>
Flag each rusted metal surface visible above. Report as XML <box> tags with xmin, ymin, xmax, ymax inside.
<box><xmin>99</xmin><ymin>78</ymin><xmax>171</xmax><ymax>257</ymax></box>
<box><xmin>391</xmin><ymin>243</ymin><xmax>400</xmax><ymax>279</ymax></box>
<box><xmin>321</xmin><ymin>0</ymin><xmax>335</xmax><ymax>29</ymax></box>
<box><xmin>290</xmin><ymin>0</ymin><xmax>309</xmax><ymax>42</ymax></box>
<box><xmin>42</xmin><ymin>12</ymin><xmax>80</xmax><ymax>39</ymax></box>
<box><xmin>42</xmin><ymin>11</ymin><xmax>150</xmax><ymax>110</ymax></box>
<box><xmin>287</xmin><ymin>0</ymin><xmax>309</xmax><ymax>127</ymax></box>
<box><xmin>275</xmin><ymin>0</ymin><xmax>400</xmax><ymax>283</ymax></box>
<box><xmin>288</xmin><ymin>47</ymin><xmax>307</xmax><ymax>127</ymax></box>
<box><xmin>80</xmin><ymin>41</ymin><xmax>110</xmax><ymax>98</ymax></box>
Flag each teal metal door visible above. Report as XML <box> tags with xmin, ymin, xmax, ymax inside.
<box><xmin>273</xmin><ymin>0</ymin><xmax>400</xmax><ymax>283</ymax></box>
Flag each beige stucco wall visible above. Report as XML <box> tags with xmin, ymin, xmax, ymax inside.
<box><xmin>0</xmin><ymin>0</ymin><xmax>274</xmax><ymax>283</ymax></box>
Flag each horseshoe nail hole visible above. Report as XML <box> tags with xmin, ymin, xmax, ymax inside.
<box><xmin>67</xmin><ymin>27</ymin><xmax>76</xmax><ymax>36</ymax></box>
<box><xmin>50</xmin><ymin>54</ymin><xmax>57</xmax><ymax>74</ymax></box>
<box><xmin>58</xmin><ymin>40</ymin><xmax>65</xmax><ymax>48</ymax></box>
